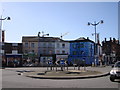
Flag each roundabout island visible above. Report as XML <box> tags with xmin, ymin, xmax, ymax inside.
<box><xmin>20</xmin><ymin>67</ymin><xmax>108</xmax><ymax>79</ymax></box>
<box><xmin>17</xmin><ymin>60</ymin><xmax>110</xmax><ymax>79</ymax></box>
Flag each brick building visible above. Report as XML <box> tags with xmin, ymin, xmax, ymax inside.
<box><xmin>2</xmin><ymin>42</ymin><xmax>23</xmax><ymax>67</ymax></box>
<box><xmin>102</xmin><ymin>38</ymin><xmax>120</xmax><ymax>65</ymax></box>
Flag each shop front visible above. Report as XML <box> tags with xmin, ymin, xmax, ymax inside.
<box><xmin>6</xmin><ymin>54</ymin><xmax>23</xmax><ymax>67</ymax></box>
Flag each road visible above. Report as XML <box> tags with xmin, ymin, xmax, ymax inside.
<box><xmin>2</xmin><ymin>68</ymin><xmax>120</xmax><ymax>89</ymax></box>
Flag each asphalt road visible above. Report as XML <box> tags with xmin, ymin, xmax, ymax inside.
<box><xmin>2</xmin><ymin>69</ymin><xmax>120</xmax><ymax>88</ymax></box>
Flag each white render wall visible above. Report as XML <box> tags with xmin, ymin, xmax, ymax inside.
<box><xmin>39</xmin><ymin>42</ymin><xmax>55</xmax><ymax>54</ymax></box>
<box><xmin>55</xmin><ymin>41</ymin><xmax>70</xmax><ymax>54</ymax></box>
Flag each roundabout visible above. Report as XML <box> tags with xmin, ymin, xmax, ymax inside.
<box><xmin>20</xmin><ymin>68</ymin><xmax>109</xmax><ymax>79</ymax></box>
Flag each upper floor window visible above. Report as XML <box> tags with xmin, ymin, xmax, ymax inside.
<box><xmin>62</xmin><ymin>50</ymin><xmax>65</xmax><ymax>54</ymax></box>
<box><xmin>49</xmin><ymin>50</ymin><xmax>52</xmax><ymax>54</ymax></box>
<box><xmin>78</xmin><ymin>44</ymin><xmax>80</xmax><ymax>48</ymax></box>
<box><xmin>31</xmin><ymin>43</ymin><xmax>35</xmax><ymax>48</ymax></box>
<box><xmin>43</xmin><ymin>50</ymin><xmax>46</xmax><ymax>54</ymax></box>
<box><xmin>90</xmin><ymin>44</ymin><xmax>92</xmax><ymax>49</ymax></box>
<box><xmin>48</xmin><ymin>43</ymin><xmax>52</xmax><ymax>47</ymax></box>
<box><xmin>12</xmin><ymin>50</ymin><xmax>18</xmax><ymax>54</ymax></box>
<box><xmin>80</xmin><ymin>51</ymin><xmax>84</xmax><ymax>55</ymax></box>
<box><xmin>32</xmin><ymin>50</ymin><xmax>34</xmax><ymax>53</ymax></box>
<box><xmin>73</xmin><ymin>51</ymin><xmax>77</xmax><ymax>55</ymax></box>
<box><xmin>57</xmin><ymin>43</ymin><xmax>60</xmax><ymax>48</ymax></box>
<box><xmin>56</xmin><ymin>50</ymin><xmax>60</xmax><ymax>54</ymax></box>
<box><xmin>72</xmin><ymin>44</ymin><xmax>76</xmax><ymax>49</ymax></box>
<box><xmin>1</xmin><ymin>50</ymin><xmax>4</xmax><ymax>54</ymax></box>
<box><xmin>12</xmin><ymin>43</ymin><xmax>18</xmax><ymax>46</ymax></box>
<box><xmin>25</xmin><ymin>42</ymin><xmax>28</xmax><ymax>48</ymax></box>
<box><xmin>62</xmin><ymin>43</ymin><xmax>65</xmax><ymax>48</ymax></box>
<box><xmin>80</xmin><ymin>43</ymin><xmax>84</xmax><ymax>48</ymax></box>
<box><xmin>43</xmin><ymin>43</ymin><xmax>46</xmax><ymax>47</ymax></box>
<box><xmin>12</xmin><ymin>46</ymin><xmax>17</xmax><ymax>50</ymax></box>
<box><xmin>25</xmin><ymin>50</ymin><xmax>28</xmax><ymax>53</ymax></box>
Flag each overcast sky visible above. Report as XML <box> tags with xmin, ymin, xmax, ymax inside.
<box><xmin>0</xmin><ymin>2</ymin><xmax>118</xmax><ymax>43</ymax></box>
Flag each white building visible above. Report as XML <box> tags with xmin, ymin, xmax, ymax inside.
<box><xmin>22</xmin><ymin>36</ymin><xmax>69</xmax><ymax>66</ymax></box>
<box><xmin>55</xmin><ymin>40</ymin><xmax>70</xmax><ymax>62</ymax></box>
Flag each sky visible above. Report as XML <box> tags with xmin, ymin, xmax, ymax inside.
<box><xmin>0</xmin><ymin>2</ymin><xmax>118</xmax><ymax>43</ymax></box>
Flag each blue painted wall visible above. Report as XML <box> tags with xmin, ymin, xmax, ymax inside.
<box><xmin>68</xmin><ymin>41</ymin><xmax>95</xmax><ymax>65</ymax></box>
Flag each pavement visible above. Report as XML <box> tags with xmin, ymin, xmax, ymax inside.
<box><xmin>3</xmin><ymin>66</ymin><xmax>112</xmax><ymax>79</ymax></box>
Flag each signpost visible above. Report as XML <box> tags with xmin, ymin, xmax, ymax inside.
<box><xmin>47</xmin><ymin>59</ymin><xmax>53</xmax><ymax>70</ymax></box>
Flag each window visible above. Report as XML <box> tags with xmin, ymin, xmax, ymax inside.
<box><xmin>31</xmin><ymin>43</ymin><xmax>35</xmax><ymax>48</ymax></box>
<box><xmin>91</xmin><ymin>44</ymin><xmax>92</xmax><ymax>49</ymax></box>
<box><xmin>78</xmin><ymin>44</ymin><xmax>80</xmax><ymax>48</ymax></box>
<box><xmin>49</xmin><ymin>43</ymin><xmax>52</xmax><ymax>47</ymax></box>
<box><xmin>12</xmin><ymin>50</ymin><xmax>18</xmax><ymax>54</ymax></box>
<box><xmin>72</xmin><ymin>44</ymin><xmax>76</xmax><ymax>49</ymax></box>
<box><xmin>73</xmin><ymin>51</ymin><xmax>77</xmax><ymax>55</ymax></box>
<box><xmin>43</xmin><ymin>43</ymin><xmax>46</xmax><ymax>47</ymax></box>
<box><xmin>43</xmin><ymin>50</ymin><xmax>46</xmax><ymax>54</ymax></box>
<box><xmin>25</xmin><ymin>50</ymin><xmax>28</xmax><ymax>53</ymax></box>
<box><xmin>56</xmin><ymin>50</ymin><xmax>60</xmax><ymax>54</ymax></box>
<box><xmin>49</xmin><ymin>50</ymin><xmax>52</xmax><ymax>54</ymax></box>
<box><xmin>62</xmin><ymin>44</ymin><xmax>65</xmax><ymax>48</ymax></box>
<box><xmin>62</xmin><ymin>50</ymin><xmax>65</xmax><ymax>54</ymax></box>
<box><xmin>43</xmin><ymin>57</ymin><xmax>46</xmax><ymax>63</ymax></box>
<box><xmin>80</xmin><ymin>51</ymin><xmax>84</xmax><ymax>55</ymax></box>
<box><xmin>1</xmin><ymin>50</ymin><xmax>4</xmax><ymax>54</ymax></box>
<box><xmin>12</xmin><ymin>43</ymin><xmax>18</xmax><ymax>46</ymax></box>
<box><xmin>25</xmin><ymin>43</ymin><xmax>28</xmax><ymax>48</ymax></box>
<box><xmin>12</xmin><ymin>46</ymin><xmax>17</xmax><ymax>50</ymax></box>
<box><xmin>57</xmin><ymin>43</ymin><xmax>60</xmax><ymax>48</ymax></box>
<box><xmin>80</xmin><ymin>43</ymin><xmax>84</xmax><ymax>48</ymax></box>
<box><xmin>32</xmin><ymin>50</ymin><xmax>34</xmax><ymax>53</ymax></box>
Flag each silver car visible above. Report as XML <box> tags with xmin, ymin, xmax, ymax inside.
<box><xmin>110</xmin><ymin>61</ymin><xmax>120</xmax><ymax>82</ymax></box>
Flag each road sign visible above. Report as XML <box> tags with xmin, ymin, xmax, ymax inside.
<box><xmin>60</xmin><ymin>60</ymin><xmax>65</xmax><ymax>65</ymax></box>
<box><xmin>48</xmin><ymin>60</ymin><xmax>53</xmax><ymax>65</ymax></box>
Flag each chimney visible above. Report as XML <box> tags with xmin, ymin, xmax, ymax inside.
<box><xmin>110</xmin><ymin>37</ymin><xmax>112</xmax><ymax>41</ymax></box>
<box><xmin>105</xmin><ymin>38</ymin><xmax>106</xmax><ymax>42</ymax></box>
<box><xmin>2</xmin><ymin>30</ymin><xmax>5</xmax><ymax>42</ymax></box>
<box><xmin>87</xmin><ymin>37</ymin><xmax>89</xmax><ymax>40</ymax></box>
<box><xmin>113</xmin><ymin>38</ymin><xmax>116</xmax><ymax>42</ymax></box>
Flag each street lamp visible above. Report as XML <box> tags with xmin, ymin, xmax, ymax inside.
<box><xmin>0</xmin><ymin>16</ymin><xmax>11</xmax><ymax>42</ymax></box>
<box><xmin>0</xmin><ymin>16</ymin><xmax>11</xmax><ymax>67</ymax></box>
<box><xmin>0</xmin><ymin>17</ymin><xmax>11</xmax><ymax>20</ymax></box>
<box><xmin>88</xmin><ymin>20</ymin><xmax>104</xmax><ymax>66</ymax></box>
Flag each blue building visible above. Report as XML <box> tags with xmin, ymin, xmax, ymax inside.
<box><xmin>68</xmin><ymin>37</ymin><xmax>96</xmax><ymax>65</ymax></box>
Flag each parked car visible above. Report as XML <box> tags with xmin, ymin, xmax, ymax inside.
<box><xmin>110</xmin><ymin>61</ymin><xmax>120</xmax><ymax>82</ymax></box>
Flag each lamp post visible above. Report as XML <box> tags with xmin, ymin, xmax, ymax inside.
<box><xmin>88</xmin><ymin>20</ymin><xmax>103</xmax><ymax>66</ymax></box>
<box><xmin>0</xmin><ymin>16</ymin><xmax>10</xmax><ymax>42</ymax></box>
<box><xmin>0</xmin><ymin>16</ymin><xmax>11</xmax><ymax>67</ymax></box>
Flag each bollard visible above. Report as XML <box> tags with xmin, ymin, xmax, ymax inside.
<box><xmin>67</xmin><ymin>65</ymin><xmax>68</xmax><ymax>71</ymax></box>
<box><xmin>50</xmin><ymin>66</ymin><xmax>52</xmax><ymax>70</ymax></box>
<box><xmin>56</xmin><ymin>66</ymin><xmax>57</xmax><ymax>71</ymax></box>
<box><xmin>78</xmin><ymin>66</ymin><xmax>80</xmax><ymax>70</ymax></box>
<box><xmin>47</xmin><ymin>66</ymin><xmax>48</xmax><ymax>70</ymax></box>
<box><xmin>92</xmin><ymin>62</ymin><xmax>94</xmax><ymax>67</ymax></box>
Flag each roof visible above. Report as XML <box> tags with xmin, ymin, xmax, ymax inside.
<box><xmin>22</xmin><ymin>36</ymin><xmax>68</xmax><ymax>42</ymax></box>
<box><xmin>69</xmin><ymin>37</ymin><xmax>94</xmax><ymax>43</ymax></box>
